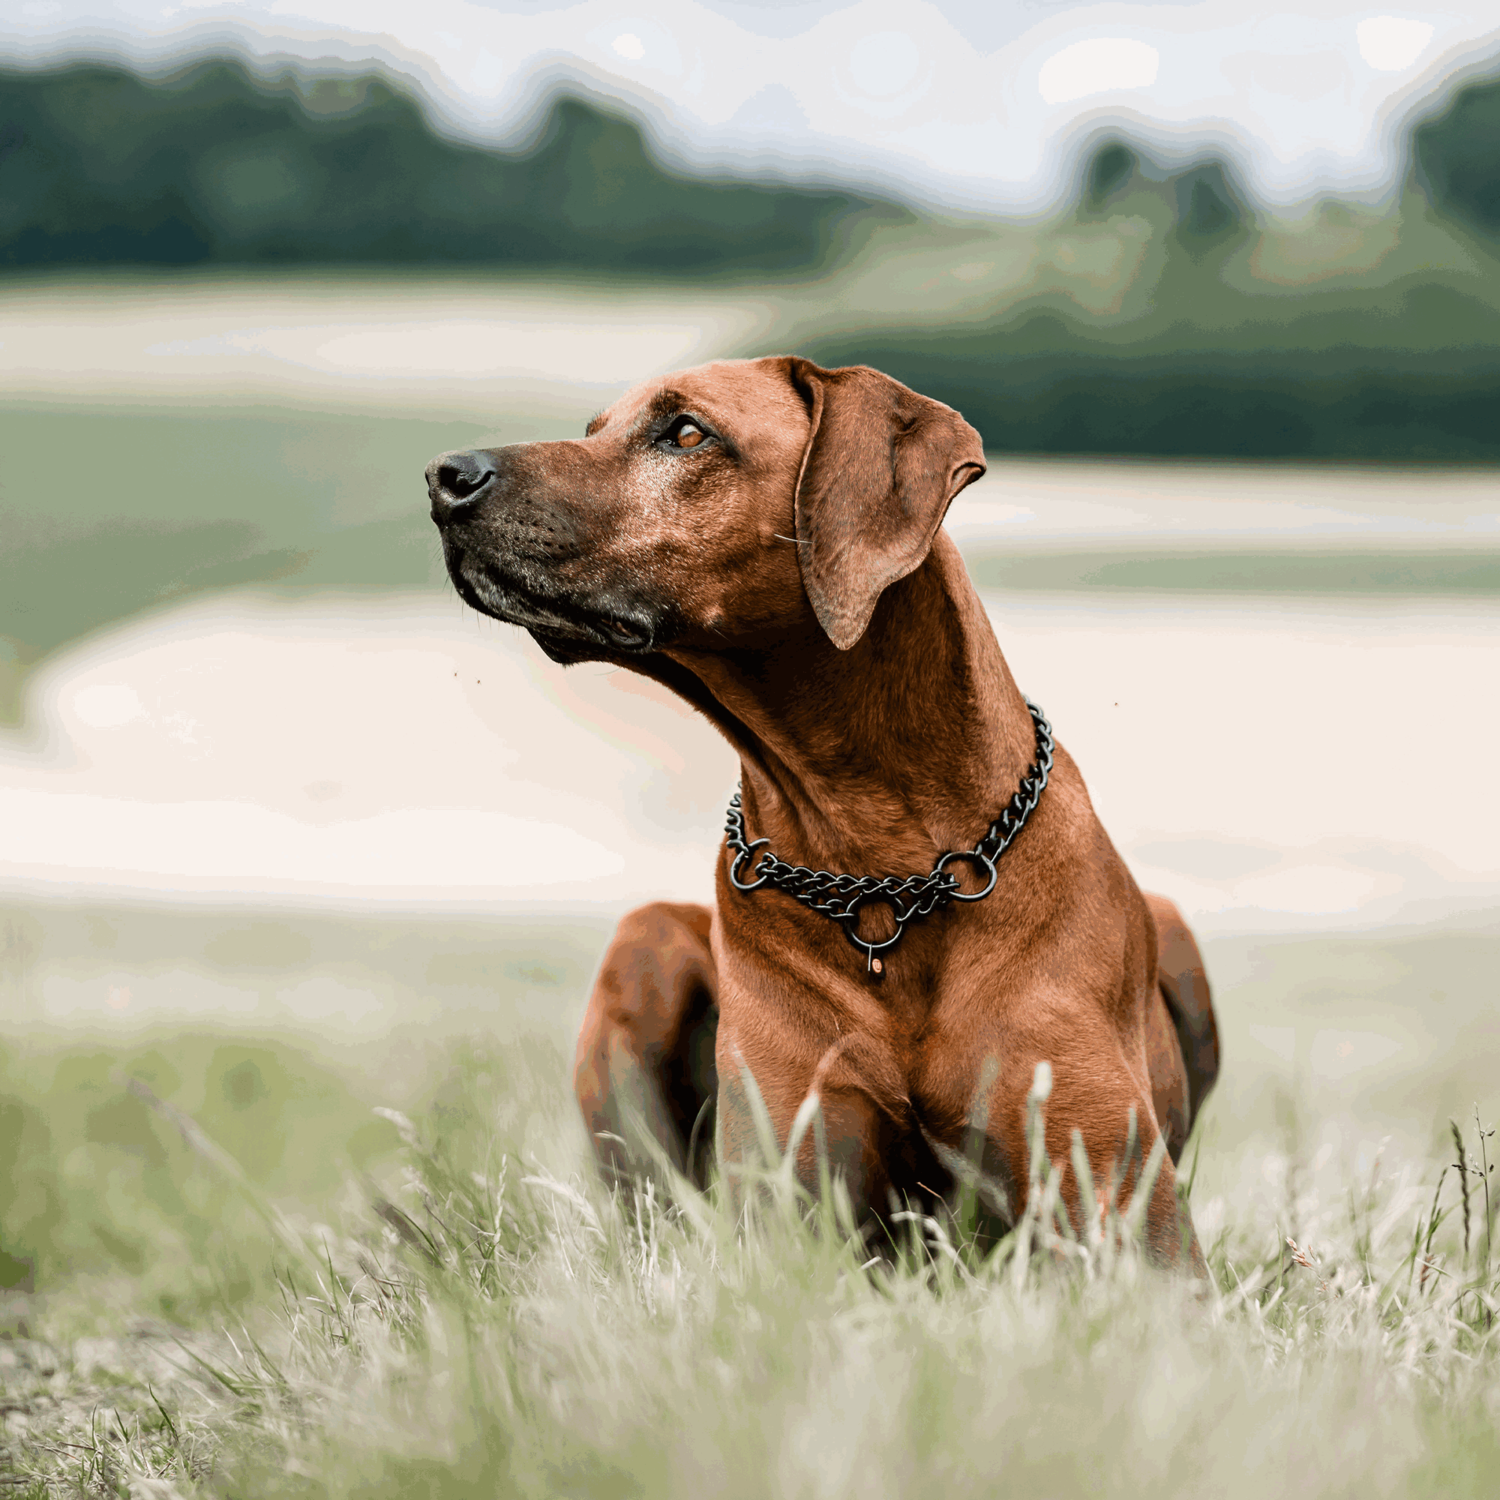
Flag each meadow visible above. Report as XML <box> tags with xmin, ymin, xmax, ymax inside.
<box><xmin>3</xmin><ymin>903</ymin><xmax>1500</xmax><ymax>1498</ymax></box>
<box><xmin>4</xmin><ymin>889</ymin><xmax>1500</xmax><ymax>1499</ymax></box>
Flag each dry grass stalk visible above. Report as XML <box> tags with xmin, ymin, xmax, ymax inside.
<box><xmin>1451</xmin><ymin>1118</ymin><xmax>1472</xmax><ymax>1270</ymax></box>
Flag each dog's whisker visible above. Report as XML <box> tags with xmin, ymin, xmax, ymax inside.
<box><xmin>771</xmin><ymin>533</ymin><xmax>807</xmax><ymax>545</ymax></box>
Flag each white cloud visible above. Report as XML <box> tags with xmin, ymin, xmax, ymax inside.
<box><xmin>1356</xmin><ymin>15</ymin><xmax>1435</xmax><ymax>71</ymax></box>
<box><xmin>848</xmin><ymin>31</ymin><xmax>922</xmax><ymax>98</ymax></box>
<box><xmin>590</xmin><ymin>17</ymin><xmax>686</xmax><ymax>79</ymax></box>
<box><xmin>1037</xmin><ymin>38</ymin><xmax>1160</xmax><ymax>106</ymax></box>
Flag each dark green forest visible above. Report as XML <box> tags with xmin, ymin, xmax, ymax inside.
<box><xmin>0</xmin><ymin>60</ymin><xmax>906</xmax><ymax>273</ymax></box>
<box><xmin>1413</xmin><ymin>71</ymin><xmax>1500</xmax><ymax>237</ymax></box>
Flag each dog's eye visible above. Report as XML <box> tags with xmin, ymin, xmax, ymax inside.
<box><xmin>663</xmin><ymin>418</ymin><xmax>710</xmax><ymax>450</ymax></box>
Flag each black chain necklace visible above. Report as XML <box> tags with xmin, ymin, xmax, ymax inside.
<box><xmin>724</xmin><ymin>700</ymin><xmax>1054</xmax><ymax>979</ymax></box>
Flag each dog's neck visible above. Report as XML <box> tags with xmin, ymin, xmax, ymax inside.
<box><xmin>663</xmin><ymin>531</ymin><xmax>1038</xmax><ymax>877</ymax></box>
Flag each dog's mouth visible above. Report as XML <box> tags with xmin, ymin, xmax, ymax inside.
<box><xmin>448</xmin><ymin>549</ymin><xmax>661</xmax><ymax>656</ymax></box>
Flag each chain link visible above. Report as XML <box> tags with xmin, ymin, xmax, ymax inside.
<box><xmin>724</xmin><ymin>700</ymin><xmax>1054</xmax><ymax>972</ymax></box>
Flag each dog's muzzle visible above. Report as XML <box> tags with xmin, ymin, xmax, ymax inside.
<box><xmin>425</xmin><ymin>446</ymin><xmax>667</xmax><ymax>660</ymax></box>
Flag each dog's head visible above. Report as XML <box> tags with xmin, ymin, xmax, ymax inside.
<box><xmin>426</xmin><ymin>356</ymin><xmax>984</xmax><ymax>663</ymax></box>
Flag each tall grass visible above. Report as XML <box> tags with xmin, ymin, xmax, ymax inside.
<box><xmin>3</xmin><ymin>1039</ymin><xmax>1499</xmax><ymax>1499</ymax></box>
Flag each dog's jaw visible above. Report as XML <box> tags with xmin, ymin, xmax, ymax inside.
<box><xmin>440</xmin><ymin>535</ymin><xmax>665</xmax><ymax>662</ymax></box>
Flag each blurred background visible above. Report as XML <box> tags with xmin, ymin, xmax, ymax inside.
<box><xmin>2</xmin><ymin>2</ymin><xmax>1499</xmax><ymax>1298</ymax></box>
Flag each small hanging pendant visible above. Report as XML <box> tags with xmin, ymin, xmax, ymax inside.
<box><xmin>868</xmin><ymin>953</ymin><xmax>884</xmax><ymax>980</ymax></box>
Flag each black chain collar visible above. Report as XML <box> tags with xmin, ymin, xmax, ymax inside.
<box><xmin>723</xmin><ymin>700</ymin><xmax>1054</xmax><ymax>979</ymax></box>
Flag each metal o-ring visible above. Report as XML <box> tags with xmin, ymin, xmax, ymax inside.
<box><xmin>728</xmin><ymin>838</ymin><xmax>772</xmax><ymax>891</ymax></box>
<box><xmin>934</xmin><ymin>849</ymin><xmax>998</xmax><ymax>902</ymax></box>
<box><xmin>842</xmin><ymin>922</ymin><xmax>905</xmax><ymax>958</ymax></box>
<box><xmin>838</xmin><ymin>889</ymin><xmax>908</xmax><ymax>956</ymax></box>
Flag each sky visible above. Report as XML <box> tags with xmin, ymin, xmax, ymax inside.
<box><xmin>5</xmin><ymin>0</ymin><xmax>1500</xmax><ymax>212</ymax></box>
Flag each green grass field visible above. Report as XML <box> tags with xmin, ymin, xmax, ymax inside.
<box><xmin>3</xmin><ymin>904</ymin><xmax>1499</xmax><ymax>1498</ymax></box>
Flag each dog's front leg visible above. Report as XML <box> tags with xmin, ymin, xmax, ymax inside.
<box><xmin>714</xmin><ymin>1025</ymin><xmax>894</xmax><ymax>1228</ymax></box>
<box><xmin>574</xmin><ymin>902</ymin><xmax>719</xmax><ymax>1190</ymax></box>
<box><xmin>981</xmin><ymin>1054</ymin><xmax>1207</xmax><ymax>1276</ymax></box>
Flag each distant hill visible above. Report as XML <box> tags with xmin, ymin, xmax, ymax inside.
<box><xmin>0</xmin><ymin>59</ymin><xmax>909</xmax><ymax>273</ymax></box>
<box><xmin>1414</xmin><ymin>71</ymin><xmax>1500</xmax><ymax>239</ymax></box>
<box><xmin>803</xmin><ymin>74</ymin><xmax>1500</xmax><ymax>460</ymax></box>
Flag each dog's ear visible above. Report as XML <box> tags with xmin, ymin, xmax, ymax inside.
<box><xmin>787</xmin><ymin>358</ymin><xmax>986</xmax><ymax>650</ymax></box>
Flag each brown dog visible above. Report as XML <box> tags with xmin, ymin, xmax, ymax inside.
<box><xmin>426</xmin><ymin>357</ymin><xmax>1219</xmax><ymax>1268</ymax></box>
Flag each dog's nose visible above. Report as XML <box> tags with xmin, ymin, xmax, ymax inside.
<box><xmin>426</xmin><ymin>450</ymin><xmax>498</xmax><ymax>520</ymax></box>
